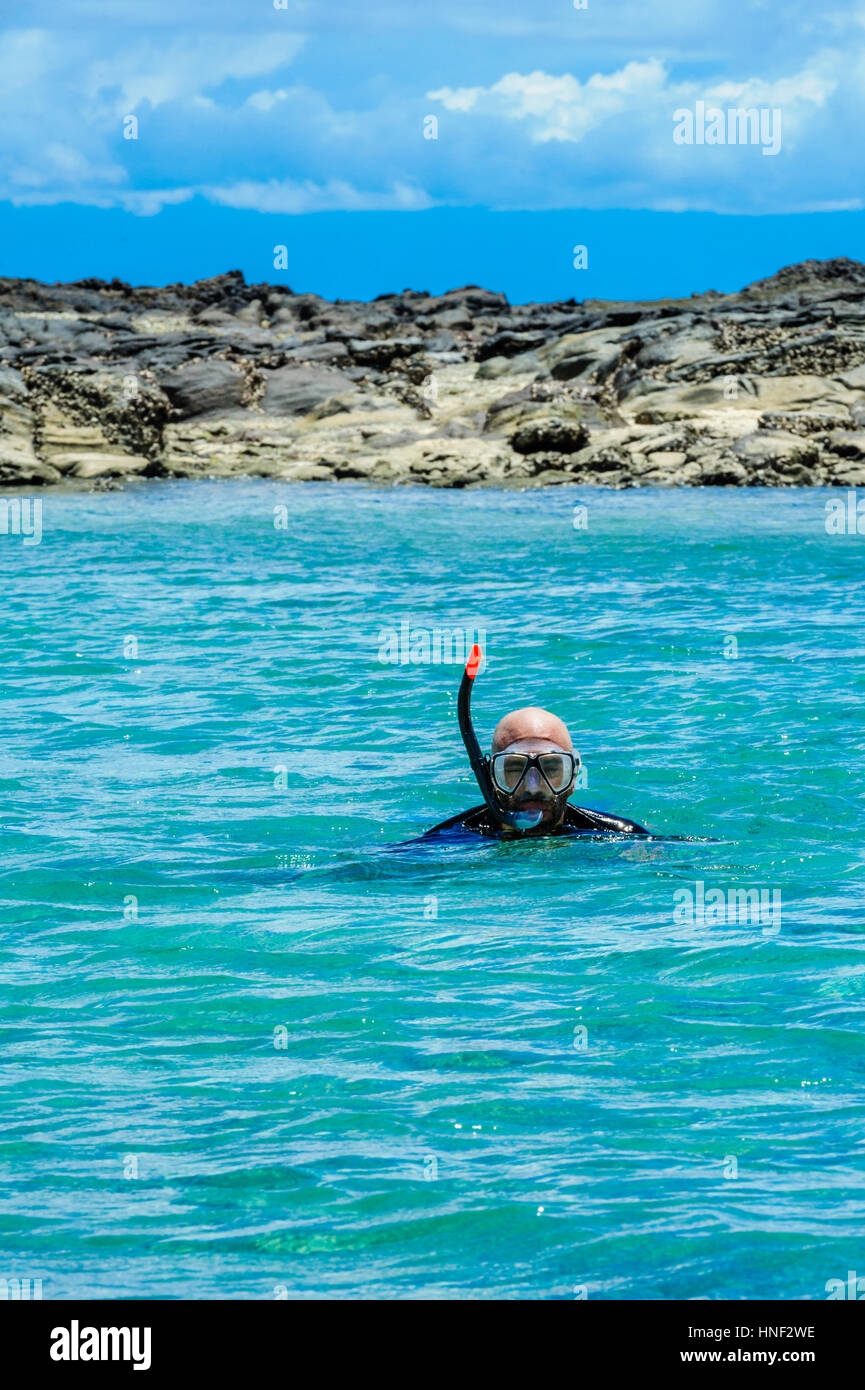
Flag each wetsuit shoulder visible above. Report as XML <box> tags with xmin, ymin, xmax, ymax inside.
<box><xmin>565</xmin><ymin>804</ymin><xmax>649</xmax><ymax>835</ymax></box>
<box><xmin>419</xmin><ymin>805</ymin><xmax>499</xmax><ymax>838</ymax></box>
<box><xmin>420</xmin><ymin>803</ymin><xmax>648</xmax><ymax>839</ymax></box>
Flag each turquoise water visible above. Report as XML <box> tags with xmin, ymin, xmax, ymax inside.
<box><xmin>2</xmin><ymin>481</ymin><xmax>864</xmax><ymax>1301</ymax></box>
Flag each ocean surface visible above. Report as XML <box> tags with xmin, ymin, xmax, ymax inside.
<box><xmin>1</xmin><ymin>480</ymin><xmax>864</xmax><ymax>1301</ymax></box>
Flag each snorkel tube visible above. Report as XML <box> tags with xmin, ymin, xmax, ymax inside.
<box><xmin>458</xmin><ymin>645</ymin><xmax>542</xmax><ymax>831</ymax></box>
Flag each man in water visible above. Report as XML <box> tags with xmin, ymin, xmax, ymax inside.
<box><xmin>424</xmin><ymin>702</ymin><xmax>648</xmax><ymax>840</ymax></box>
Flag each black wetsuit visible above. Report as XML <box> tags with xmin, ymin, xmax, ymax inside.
<box><xmin>421</xmin><ymin>802</ymin><xmax>648</xmax><ymax>840</ymax></box>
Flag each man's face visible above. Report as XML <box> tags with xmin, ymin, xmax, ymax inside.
<box><xmin>493</xmin><ymin>736</ymin><xmax>574</xmax><ymax>831</ymax></box>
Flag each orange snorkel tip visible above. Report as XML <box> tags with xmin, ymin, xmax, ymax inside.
<box><xmin>465</xmin><ymin>644</ymin><xmax>483</xmax><ymax>680</ymax></box>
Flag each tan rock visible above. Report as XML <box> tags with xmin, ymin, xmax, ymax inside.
<box><xmin>732</xmin><ymin>431</ymin><xmax>818</xmax><ymax>464</ymax></box>
<box><xmin>627</xmin><ymin>429</ymin><xmax>687</xmax><ymax>455</ymax></box>
<box><xmin>40</xmin><ymin>403</ymin><xmax>110</xmax><ymax>458</ymax></box>
<box><xmin>645</xmin><ymin>450</ymin><xmax>688</xmax><ymax>468</ymax></box>
<box><xmin>0</xmin><ymin>393</ymin><xmax>45</xmax><ymax>478</ymax></box>
<box><xmin>59</xmin><ymin>453</ymin><xmax>150</xmax><ymax>478</ymax></box>
<box><xmin>827</xmin><ymin>461</ymin><xmax>865</xmax><ymax>485</ymax></box>
<box><xmin>624</xmin><ymin>373</ymin><xmax>859</xmax><ymax>428</ymax></box>
<box><xmin>825</xmin><ymin>430</ymin><xmax>865</xmax><ymax>458</ymax></box>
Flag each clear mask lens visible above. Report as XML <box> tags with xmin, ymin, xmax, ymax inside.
<box><xmin>538</xmin><ymin>753</ymin><xmax>571</xmax><ymax>791</ymax></box>
<box><xmin>491</xmin><ymin>751</ymin><xmax>574</xmax><ymax>794</ymax></box>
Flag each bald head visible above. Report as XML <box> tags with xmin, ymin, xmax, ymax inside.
<box><xmin>491</xmin><ymin>706</ymin><xmax>573</xmax><ymax>755</ymax></box>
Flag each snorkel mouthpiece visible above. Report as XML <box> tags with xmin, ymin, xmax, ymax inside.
<box><xmin>458</xmin><ymin>645</ymin><xmax>527</xmax><ymax>833</ymax></box>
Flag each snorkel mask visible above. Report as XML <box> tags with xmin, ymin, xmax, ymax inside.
<box><xmin>457</xmin><ymin>645</ymin><xmax>577</xmax><ymax>832</ymax></box>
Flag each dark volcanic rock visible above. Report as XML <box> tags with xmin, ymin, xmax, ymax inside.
<box><xmin>511</xmin><ymin>418</ymin><xmax>590</xmax><ymax>454</ymax></box>
<box><xmin>426</xmin><ymin>330</ymin><xmax>458</xmax><ymax>353</ymax></box>
<box><xmin>185</xmin><ymin>270</ymin><xmax>247</xmax><ymax>305</ymax></box>
<box><xmin>160</xmin><ymin>360</ymin><xmax>246</xmax><ymax>418</ymax></box>
<box><xmin>429</xmin><ymin>308</ymin><xmax>472</xmax><ymax>332</ymax></box>
<box><xmin>283</xmin><ymin>340</ymin><xmax>350</xmax><ymax>363</ymax></box>
<box><xmin>347</xmin><ymin>337</ymin><xmax>424</xmax><ymax>368</ymax></box>
<box><xmin>477</xmin><ymin>331</ymin><xmax>548</xmax><ymax>362</ymax></box>
<box><xmin>3</xmin><ymin>257</ymin><xmax>865</xmax><ymax>488</ymax></box>
<box><xmin>259</xmin><ymin>364</ymin><xmax>354</xmax><ymax>415</ymax></box>
<box><xmin>0</xmin><ymin>366</ymin><xmax>26</xmax><ymax>397</ymax></box>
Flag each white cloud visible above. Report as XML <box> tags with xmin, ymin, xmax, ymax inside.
<box><xmin>0</xmin><ymin>26</ymin><xmax>311</xmax><ymax>212</ymax></box>
<box><xmin>428</xmin><ymin>84</ymin><xmax>483</xmax><ymax>113</ymax></box>
<box><xmin>204</xmin><ymin>177</ymin><xmax>433</xmax><ymax>213</ymax></box>
<box><xmin>246</xmin><ymin>89</ymin><xmax>291</xmax><ymax>112</ymax></box>
<box><xmin>428</xmin><ymin>55</ymin><xmax>834</xmax><ymax>148</ymax></box>
<box><xmin>421</xmin><ymin>48</ymin><xmax>857</xmax><ymax>213</ymax></box>
<box><xmin>84</xmin><ymin>33</ymin><xmax>307</xmax><ymax>112</ymax></box>
<box><xmin>0</xmin><ymin>11</ymin><xmax>864</xmax><ymax>219</ymax></box>
<box><xmin>8</xmin><ymin>142</ymin><xmax>126</xmax><ymax>190</ymax></box>
<box><xmin>119</xmin><ymin>187</ymin><xmax>197</xmax><ymax>216</ymax></box>
<box><xmin>4</xmin><ymin>176</ymin><xmax>432</xmax><ymax>216</ymax></box>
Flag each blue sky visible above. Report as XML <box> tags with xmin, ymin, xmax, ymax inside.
<box><xmin>2</xmin><ymin>1</ymin><xmax>865</xmax><ymax>300</ymax></box>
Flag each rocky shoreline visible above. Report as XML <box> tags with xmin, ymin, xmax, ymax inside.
<box><xmin>2</xmin><ymin>258</ymin><xmax>865</xmax><ymax>489</ymax></box>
